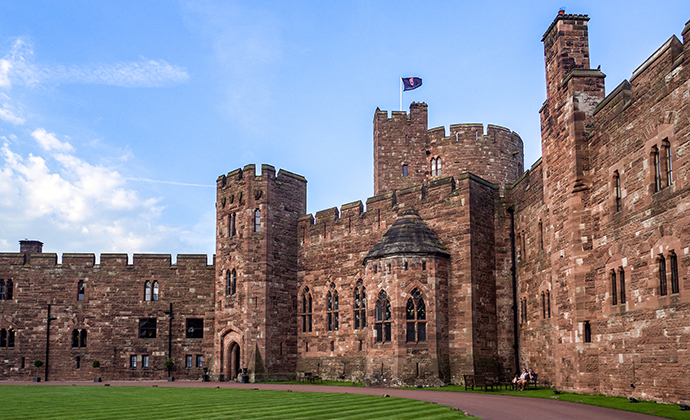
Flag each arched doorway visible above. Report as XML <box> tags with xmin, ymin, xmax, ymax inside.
<box><xmin>220</xmin><ymin>328</ymin><xmax>242</xmax><ymax>381</ymax></box>
<box><xmin>227</xmin><ymin>342</ymin><xmax>240</xmax><ymax>381</ymax></box>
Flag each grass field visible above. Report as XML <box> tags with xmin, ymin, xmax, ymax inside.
<box><xmin>0</xmin><ymin>385</ymin><xmax>472</xmax><ymax>420</ymax></box>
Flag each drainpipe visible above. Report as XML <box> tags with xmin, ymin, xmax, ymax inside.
<box><xmin>164</xmin><ymin>303</ymin><xmax>173</xmax><ymax>377</ymax></box>
<box><xmin>45</xmin><ymin>304</ymin><xmax>57</xmax><ymax>381</ymax></box>
<box><xmin>508</xmin><ymin>208</ymin><xmax>519</xmax><ymax>375</ymax></box>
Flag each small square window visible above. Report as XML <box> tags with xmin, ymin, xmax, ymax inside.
<box><xmin>186</xmin><ymin>318</ymin><xmax>204</xmax><ymax>339</ymax></box>
<box><xmin>142</xmin><ymin>355</ymin><xmax>149</xmax><ymax>369</ymax></box>
<box><xmin>186</xmin><ymin>355</ymin><xmax>193</xmax><ymax>368</ymax></box>
<box><xmin>196</xmin><ymin>355</ymin><xmax>203</xmax><ymax>368</ymax></box>
<box><xmin>138</xmin><ymin>318</ymin><xmax>157</xmax><ymax>338</ymax></box>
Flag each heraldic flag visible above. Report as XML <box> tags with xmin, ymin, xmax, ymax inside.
<box><xmin>402</xmin><ymin>77</ymin><xmax>422</xmax><ymax>91</ymax></box>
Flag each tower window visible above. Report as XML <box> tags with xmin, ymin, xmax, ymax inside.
<box><xmin>144</xmin><ymin>281</ymin><xmax>151</xmax><ymax>301</ymax></box>
<box><xmin>653</xmin><ymin>146</ymin><xmax>662</xmax><ymax>192</ymax></box>
<box><xmin>619</xmin><ymin>268</ymin><xmax>626</xmax><ymax>304</ymax></box>
<box><xmin>402</xmin><ymin>164</ymin><xmax>408</xmax><ymax>177</ymax></box>
<box><xmin>663</xmin><ymin>140</ymin><xmax>673</xmax><ymax>186</ymax></box>
<box><xmin>152</xmin><ymin>281</ymin><xmax>159</xmax><ymax>301</ymax></box>
<box><xmin>670</xmin><ymin>251</ymin><xmax>679</xmax><ymax>294</ymax></box>
<box><xmin>610</xmin><ymin>271</ymin><xmax>617</xmax><ymax>305</ymax></box>
<box><xmin>659</xmin><ymin>255</ymin><xmax>667</xmax><ymax>296</ymax></box>
<box><xmin>584</xmin><ymin>321</ymin><xmax>592</xmax><ymax>343</ymax></box>
<box><xmin>227</xmin><ymin>269</ymin><xmax>237</xmax><ymax>296</ymax></box>
<box><xmin>614</xmin><ymin>171</ymin><xmax>622</xmax><ymax>212</ymax></box>
<box><xmin>77</xmin><ymin>280</ymin><xmax>85</xmax><ymax>301</ymax></box>
<box><xmin>254</xmin><ymin>209</ymin><xmax>261</xmax><ymax>232</ymax></box>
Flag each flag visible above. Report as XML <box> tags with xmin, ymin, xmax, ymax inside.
<box><xmin>402</xmin><ymin>77</ymin><xmax>422</xmax><ymax>91</ymax></box>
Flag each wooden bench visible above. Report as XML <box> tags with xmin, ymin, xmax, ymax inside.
<box><xmin>463</xmin><ymin>374</ymin><xmax>494</xmax><ymax>391</ymax></box>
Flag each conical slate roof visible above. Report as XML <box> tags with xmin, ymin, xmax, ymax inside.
<box><xmin>363</xmin><ymin>209</ymin><xmax>449</xmax><ymax>264</ymax></box>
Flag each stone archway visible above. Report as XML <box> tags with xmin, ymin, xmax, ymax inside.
<box><xmin>220</xmin><ymin>330</ymin><xmax>242</xmax><ymax>381</ymax></box>
<box><xmin>226</xmin><ymin>342</ymin><xmax>240</xmax><ymax>381</ymax></box>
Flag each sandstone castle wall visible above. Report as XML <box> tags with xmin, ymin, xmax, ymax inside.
<box><xmin>1</xmin><ymin>11</ymin><xmax>689</xmax><ymax>404</ymax></box>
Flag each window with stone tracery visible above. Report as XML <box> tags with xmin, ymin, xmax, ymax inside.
<box><xmin>327</xmin><ymin>283</ymin><xmax>339</xmax><ymax>331</ymax></box>
<box><xmin>354</xmin><ymin>280</ymin><xmax>366</xmax><ymax>330</ymax></box>
<box><xmin>301</xmin><ymin>287</ymin><xmax>312</xmax><ymax>333</ymax></box>
<box><xmin>406</xmin><ymin>289</ymin><xmax>426</xmax><ymax>342</ymax></box>
<box><xmin>375</xmin><ymin>290</ymin><xmax>391</xmax><ymax>343</ymax></box>
<box><xmin>226</xmin><ymin>269</ymin><xmax>237</xmax><ymax>296</ymax></box>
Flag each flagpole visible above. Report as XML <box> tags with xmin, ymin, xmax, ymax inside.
<box><xmin>400</xmin><ymin>77</ymin><xmax>402</xmax><ymax>111</ymax></box>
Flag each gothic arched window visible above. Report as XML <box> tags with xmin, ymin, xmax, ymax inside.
<box><xmin>152</xmin><ymin>281</ymin><xmax>159</xmax><ymax>301</ymax></box>
<box><xmin>375</xmin><ymin>290</ymin><xmax>391</xmax><ymax>343</ymax></box>
<box><xmin>226</xmin><ymin>270</ymin><xmax>237</xmax><ymax>296</ymax></box>
<box><xmin>301</xmin><ymin>287</ymin><xmax>312</xmax><ymax>333</ymax></box>
<box><xmin>144</xmin><ymin>281</ymin><xmax>152</xmax><ymax>301</ymax></box>
<box><xmin>327</xmin><ymin>283</ymin><xmax>339</xmax><ymax>331</ymax></box>
<box><xmin>354</xmin><ymin>280</ymin><xmax>366</xmax><ymax>330</ymax></box>
<box><xmin>405</xmin><ymin>289</ymin><xmax>426</xmax><ymax>342</ymax></box>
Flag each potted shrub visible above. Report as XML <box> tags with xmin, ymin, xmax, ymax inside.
<box><xmin>164</xmin><ymin>358</ymin><xmax>174</xmax><ymax>381</ymax></box>
<box><xmin>92</xmin><ymin>360</ymin><xmax>101</xmax><ymax>382</ymax></box>
<box><xmin>33</xmin><ymin>360</ymin><xmax>43</xmax><ymax>382</ymax></box>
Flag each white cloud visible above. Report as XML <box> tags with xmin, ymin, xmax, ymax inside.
<box><xmin>1</xmin><ymin>36</ymin><xmax>189</xmax><ymax>89</ymax></box>
<box><xmin>0</xmin><ymin>101</ymin><xmax>24</xmax><ymax>125</ymax></box>
<box><xmin>0</xmin><ymin>133</ymin><xmax>165</xmax><ymax>245</ymax></box>
<box><xmin>31</xmin><ymin>128</ymin><xmax>73</xmax><ymax>152</ymax></box>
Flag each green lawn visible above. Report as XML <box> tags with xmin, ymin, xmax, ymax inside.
<box><xmin>0</xmin><ymin>386</ymin><xmax>471</xmax><ymax>420</ymax></box>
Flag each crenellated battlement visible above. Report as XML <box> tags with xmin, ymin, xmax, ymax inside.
<box><xmin>374</xmin><ymin>102</ymin><xmax>524</xmax><ymax>196</ymax></box>
<box><xmin>298</xmin><ymin>172</ymin><xmax>496</xmax><ymax>244</ymax></box>
<box><xmin>0</xmin><ymin>250</ymin><xmax>213</xmax><ymax>268</ymax></box>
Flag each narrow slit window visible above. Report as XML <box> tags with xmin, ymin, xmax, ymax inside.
<box><xmin>664</xmin><ymin>140</ymin><xmax>673</xmax><ymax>186</ymax></box>
<box><xmin>611</xmin><ymin>271</ymin><xmax>617</xmax><ymax>305</ymax></box>
<box><xmin>619</xmin><ymin>268</ymin><xmax>626</xmax><ymax>304</ymax></box>
<box><xmin>77</xmin><ymin>280</ymin><xmax>85</xmax><ymax>301</ymax></box>
<box><xmin>659</xmin><ymin>255</ymin><xmax>668</xmax><ymax>296</ymax></box>
<box><xmin>653</xmin><ymin>146</ymin><xmax>662</xmax><ymax>192</ymax></box>
<box><xmin>670</xmin><ymin>252</ymin><xmax>679</xmax><ymax>294</ymax></box>
<box><xmin>152</xmin><ymin>281</ymin><xmax>159</xmax><ymax>301</ymax></box>
<box><xmin>144</xmin><ymin>281</ymin><xmax>151</xmax><ymax>301</ymax></box>
<box><xmin>402</xmin><ymin>164</ymin><xmax>408</xmax><ymax>177</ymax></box>
<box><xmin>254</xmin><ymin>209</ymin><xmax>261</xmax><ymax>232</ymax></box>
<box><xmin>614</xmin><ymin>171</ymin><xmax>621</xmax><ymax>212</ymax></box>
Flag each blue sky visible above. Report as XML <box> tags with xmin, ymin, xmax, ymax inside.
<box><xmin>0</xmin><ymin>1</ymin><xmax>688</xmax><ymax>259</ymax></box>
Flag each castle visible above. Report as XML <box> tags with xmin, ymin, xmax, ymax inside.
<box><xmin>1</xmin><ymin>13</ymin><xmax>689</xmax><ymax>403</ymax></box>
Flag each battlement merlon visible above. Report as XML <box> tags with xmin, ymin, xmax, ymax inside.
<box><xmin>428</xmin><ymin>123</ymin><xmax>523</xmax><ymax>147</ymax></box>
<box><xmin>216</xmin><ymin>164</ymin><xmax>306</xmax><ymax>190</ymax></box>
<box><xmin>374</xmin><ymin>102</ymin><xmax>428</xmax><ymax>123</ymax></box>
